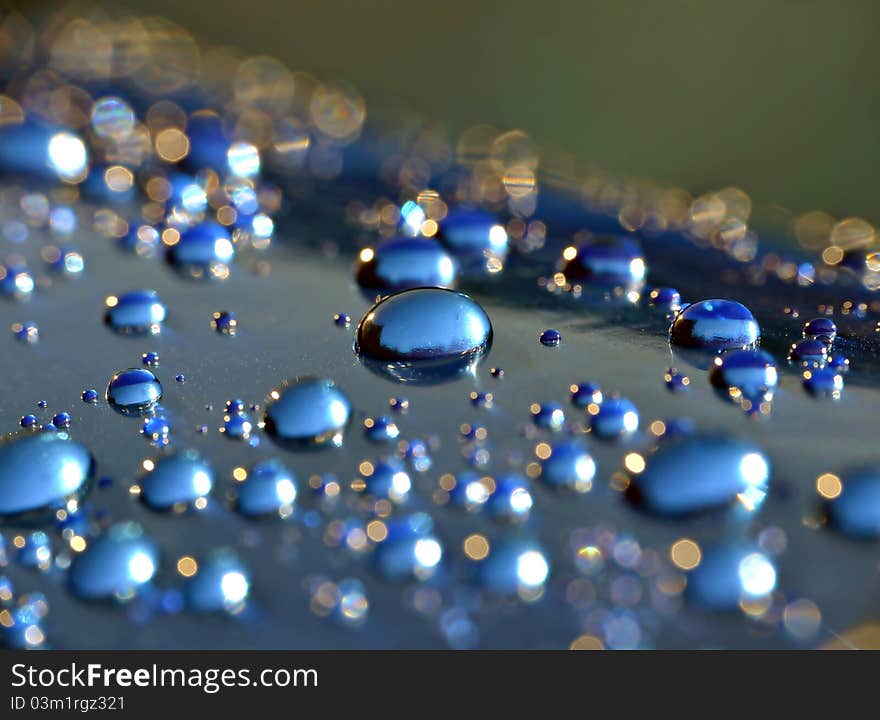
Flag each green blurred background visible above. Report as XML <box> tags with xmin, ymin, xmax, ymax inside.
<box><xmin>24</xmin><ymin>0</ymin><xmax>880</xmax><ymax>220</ymax></box>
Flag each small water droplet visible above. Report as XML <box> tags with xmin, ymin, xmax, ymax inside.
<box><xmin>788</xmin><ymin>339</ymin><xmax>827</xmax><ymax>368</ymax></box>
<box><xmin>106</xmin><ymin>368</ymin><xmax>162</xmax><ymax>416</ymax></box>
<box><xmin>141</xmin><ymin>351</ymin><xmax>160</xmax><ymax>367</ymax></box>
<box><xmin>803</xmin><ymin>368</ymin><xmax>843</xmax><ymax>399</ymax></box>
<box><xmin>81</xmin><ymin>389</ymin><xmax>98</xmax><ymax>404</ymax></box>
<box><xmin>142</xmin><ymin>416</ymin><xmax>171</xmax><ymax>445</ymax></box>
<box><xmin>490</xmin><ymin>367</ymin><xmax>504</xmax><ymax>379</ymax></box>
<box><xmin>264</xmin><ymin>377</ymin><xmax>351</xmax><ymax>447</ymax></box>
<box><xmin>709</xmin><ymin>349</ymin><xmax>778</xmax><ymax>402</ymax></box>
<box><xmin>803</xmin><ymin>317</ymin><xmax>836</xmax><ymax>342</ymax></box>
<box><xmin>11</xmin><ymin>321</ymin><xmax>38</xmax><ymax>343</ymax></box>
<box><xmin>358</xmin><ymin>458</ymin><xmax>411</xmax><ymax>503</ymax></box>
<box><xmin>561</xmin><ymin>235</ymin><xmax>646</xmax><ymax>287</ymax></box>
<box><xmin>138</xmin><ymin>449</ymin><xmax>214</xmax><ymax>510</ymax></box>
<box><xmin>356</xmin><ymin>237</ymin><xmax>457</xmax><ymax>294</ymax></box>
<box><xmin>389</xmin><ymin>397</ymin><xmax>409</xmax><ymax>413</ymax></box>
<box><xmin>669</xmin><ymin>299</ymin><xmax>760</xmax><ymax>351</ymax></box>
<box><xmin>530</xmin><ymin>402</ymin><xmax>565</xmax><ymax>430</ymax></box>
<box><xmin>104</xmin><ymin>290</ymin><xmax>167</xmax><ymax>334</ymax></box>
<box><xmin>570</xmin><ymin>382</ymin><xmax>602</xmax><ymax>407</ymax></box>
<box><xmin>486</xmin><ymin>475</ymin><xmax>533</xmax><ymax>522</ymax></box>
<box><xmin>364</xmin><ymin>416</ymin><xmax>400</xmax><ymax>443</ymax></box>
<box><xmin>475</xmin><ymin>539</ymin><xmax>549</xmax><ymax>595</ymax></box>
<box><xmin>590</xmin><ymin>396</ymin><xmax>639</xmax><ymax>439</ymax></box>
<box><xmin>373</xmin><ymin>514</ymin><xmax>442</xmax><ymax>581</ymax></box>
<box><xmin>685</xmin><ymin>543</ymin><xmax>776</xmax><ymax>610</ymax></box>
<box><xmin>184</xmin><ymin>548</ymin><xmax>250</xmax><ymax>613</ymax></box>
<box><xmin>212</xmin><ymin>310</ymin><xmax>238</xmax><ymax>335</ymax></box>
<box><xmin>68</xmin><ymin>522</ymin><xmax>158</xmax><ymax>601</ymax></box>
<box><xmin>14</xmin><ymin>531</ymin><xmax>52</xmax><ymax>570</ymax></box>
<box><xmin>539</xmin><ymin>441</ymin><xmax>596</xmax><ymax>492</ymax></box>
<box><xmin>648</xmin><ymin>287</ymin><xmax>681</xmax><ymax>311</ymax></box>
<box><xmin>175</xmin><ymin>374</ymin><xmax>186</xmax><ymax>383</ymax></box>
<box><xmin>436</xmin><ymin>208</ymin><xmax>508</xmax><ymax>275</ymax></box>
<box><xmin>235</xmin><ymin>458</ymin><xmax>297</xmax><ymax>517</ymax></box>
<box><xmin>539</xmin><ymin>328</ymin><xmax>561</xmax><ymax>347</ymax></box>
<box><xmin>167</xmin><ymin>221</ymin><xmax>234</xmax><ymax>280</ymax></box>
<box><xmin>19</xmin><ymin>414</ymin><xmax>38</xmax><ymax>429</ymax></box>
<box><xmin>333</xmin><ymin>312</ymin><xmax>351</xmax><ymax>328</ymax></box>
<box><xmin>221</xmin><ymin>411</ymin><xmax>253</xmax><ymax>441</ymax></box>
<box><xmin>51</xmin><ymin>412</ymin><xmax>71</xmax><ymax>430</ymax></box>
<box><xmin>664</xmin><ymin>368</ymin><xmax>690</xmax><ymax>392</ymax></box>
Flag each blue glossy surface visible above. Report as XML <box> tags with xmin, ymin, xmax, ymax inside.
<box><xmin>106</xmin><ymin>368</ymin><xmax>163</xmax><ymax>415</ymax></box>
<box><xmin>139</xmin><ymin>449</ymin><xmax>214</xmax><ymax>510</ymax></box>
<box><xmin>669</xmin><ymin>299</ymin><xmax>760</xmax><ymax>351</ymax></box>
<box><xmin>356</xmin><ymin>237</ymin><xmax>457</xmax><ymax>294</ymax></box>
<box><xmin>236</xmin><ymin>459</ymin><xmax>297</xmax><ymax>517</ymax></box>
<box><xmin>0</xmin><ymin>432</ymin><xmax>93</xmax><ymax>517</ymax></box>
<box><xmin>263</xmin><ymin>377</ymin><xmax>352</xmax><ymax>446</ymax></box>
<box><xmin>104</xmin><ymin>290</ymin><xmax>167</xmax><ymax>334</ymax></box>
<box><xmin>627</xmin><ymin>437</ymin><xmax>769</xmax><ymax>516</ymax></box>
<box><xmin>68</xmin><ymin>522</ymin><xmax>158</xmax><ymax>601</ymax></box>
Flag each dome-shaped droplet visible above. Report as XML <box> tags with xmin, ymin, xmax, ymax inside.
<box><xmin>539</xmin><ymin>328</ymin><xmax>561</xmax><ymax>347</ymax></box>
<box><xmin>788</xmin><ymin>339</ymin><xmax>827</xmax><ymax>368</ymax></box>
<box><xmin>590</xmin><ymin>396</ymin><xmax>639</xmax><ymax>439</ymax></box>
<box><xmin>139</xmin><ymin>449</ymin><xmax>213</xmax><ymax>510</ymax></box>
<box><xmin>709</xmin><ymin>349</ymin><xmax>778</xmax><ymax>401</ymax></box>
<box><xmin>184</xmin><ymin>549</ymin><xmax>250</xmax><ymax>613</ymax></box>
<box><xmin>14</xmin><ymin>531</ymin><xmax>52</xmax><ymax>570</ymax></box>
<box><xmin>539</xmin><ymin>441</ymin><xmax>596</xmax><ymax>492</ymax></box>
<box><xmin>803</xmin><ymin>367</ymin><xmax>843</xmax><ymax>399</ymax></box>
<box><xmin>570</xmin><ymin>382</ymin><xmax>602</xmax><ymax>407</ymax></box>
<box><xmin>106</xmin><ymin>368</ymin><xmax>162</xmax><ymax>416</ymax></box>
<box><xmin>530</xmin><ymin>402</ymin><xmax>565</xmax><ymax>430</ymax></box>
<box><xmin>68</xmin><ymin>522</ymin><xmax>158</xmax><ymax>601</ymax></box>
<box><xmin>104</xmin><ymin>290</ymin><xmax>167</xmax><ymax>334</ymax></box>
<box><xmin>235</xmin><ymin>458</ymin><xmax>297</xmax><ymax>517</ymax></box>
<box><xmin>167</xmin><ymin>221</ymin><xmax>234</xmax><ymax>279</ymax></box>
<box><xmin>437</xmin><ymin>207</ymin><xmax>508</xmax><ymax>275</ymax></box>
<box><xmin>561</xmin><ymin>235</ymin><xmax>646</xmax><ymax>287</ymax></box>
<box><xmin>445</xmin><ymin>472</ymin><xmax>491</xmax><ymax>512</ymax></box>
<box><xmin>475</xmin><ymin>539</ymin><xmax>550</xmax><ymax>595</ymax></box>
<box><xmin>354</xmin><ymin>288</ymin><xmax>493</xmax><ymax>384</ymax></box>
<box><xmin>685</xmin><ymin>543</ymin><xmax>776</xmax><ymax>611</ymax></box>
<box><xmin>803</xmin><ymin>317</ymin><xmax>836</xmax><ymax>342</ymax></box>
<box><xmin>363</xmin><ymin>416</ymin><xmax>400</xmax><ymax>443</ymax></box>
<box><xmin>486</xmin><ymin>475</ymin><xmax>533</xmax><ymax>522</ymax></box>
<box><xmin>648</xmin><ymin>287</ymin><xmax>681</xmax><ymax>311</ymax></box>
<box><xmin>264</xmin><ymin>377</ymin><xmax>351</xmax><ymax>447</ymax></box>
<box><xmin>0</xmin><ymin>432</ymin><xmax>92</xmax><ymax>518</ymax></box>
<box><xmin>356</xmin><ymin>237</ymin><xmax>457</xmax><ymax>295</ymax></box>
<box><xmin>669</xmin><ymin>299</ymin><xmax>760</xmax><ymax>351</ymax></box>
<box><xmin>357</xmin><ymin>458</ymin><xmax>411</xmax><ymax>503</ymax></box>
<box><xmin>373</xmin><ymin>513</ymin><xmax>443</xmax><ymax>581</ymax></box>
<box><xmin>626</xmin><ymin>437</ymin><xmax>769</xmax><ymax>516</ymax></box>
<box><xmin>825</xmin><ymin>469</ymin><xmax>880</xmax><ymax>538</ymax></box>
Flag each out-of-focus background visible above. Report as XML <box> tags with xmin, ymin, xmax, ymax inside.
<box><xmin>15</xmin><ymin>1</ymin><xmax>880</xmax><ymax>220</ymax></box>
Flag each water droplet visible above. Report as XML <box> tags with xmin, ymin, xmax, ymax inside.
<box><xmin>142</xmin><ymin>416</ymin><xmax>171</xmax><ymax>445</ymax></box>
<box><xmin>19</xmin><ymin>414</ymin><xmax>37</xmax><ymax>429</ymax></box>
<box><xmin>530</xmin><ymin>402</ymin><xmax>565</xmax><ymax>430</ymax></box>
<box><xmin>221</xmin><ymin>411</ymin><xmax>253</xmax><ymax>441</ymax></box>
<box><xmin>364</xmin><ymin>416</ymin><xmax>400</xmax><ymax>443</ymax></box>
<box><xmin>664</xmin><ymin>368</ymin><xmax>690</xmax><ymax>392</ymax></box>
<box><xmin>389</xmin><ymin>397</ymin><xmax>409</xmax><ymax>413</ymax></box>
<box><xmin>212</xmin><ymin>310</ymin><xmax>238</xmax><ymax>335</ymax></box>
<box><xmin>709</xmin><ymin>349</ymin><xmax>778</xmax><ymax>401</ymax></box>
<box><xmin>626</xmin><ymin>437</ymin><xmax>769</xmax><ymax>516</ymax></box>
<box><xmin>561</xmin><ymin>235</ymin><xmax>646</xmax><ymax>287</ymax></box>
<box><xmin>648</xmin><ymin>287</ymin><xmax>681</xmax><ymax>311</ymax></box>
<box><xmin>175</xmin><ymin>374</ymin><xmax>186</xmax><ymax>383</ymax></box>
<box><xmin>475</xmin><ymin>539</ymin><xmax>550</xmax><ymax>595</ymax></box>
<box><xmin>235</xmin><ymin>458</ymin><xmax>297</xmax><ymax>517</ymax></box>
<box><xmin>803</xmin><ymin>317</ymin><xmax>836</xmax><ymax>342</ymax></box>
<box><xmin>11</xmin><ymin>321</ymin><xmax>38</xmax><ymax>343</ymax></box>
<box><xmin>141</xmin><ymin>351</ymin><xmax>160</xmax><ymax>368</ymax></box>
<box><xmin>354</xmin><ymin>288</ymin><xmax>493</xmax><ymax>384</ymax></box>
<box><xmin>167</xmin><ymin>221</ymin><xmax>234</xmax><ymax>279</ymax></box>
<box><xmin>825</xmin><ymin>469</ymin><xmax>880</xmax><ymax>538</ymax></box>
<box><xmin>358</xmin><ymin>458</ymin><xmax>411</xmax><ymax>503</ymax></box>
<box><xmin>14</xmin><ymin>531</ymin><xmax>52</xmax><ymax>570</ymax></box>
<box><xmin>570</xmin><ymin>382</ymin><xmax>602</xmax><ymax>407</ymax></box>
<box><xmin>590</xmin><ymin>396</ymin><xmax>639</xmax><ymax>439</ymax></box>
<box><xmin>490</xmin><ymin>367</ymin><xmax>504</xmax><ymax>379</ymax></box>
<box><xmin>788</xmin><ymin>339</ymin><xmax>827</xmax><ymax>368</ymax></box>
<box><xmin>669</xmin><ymin>299</ymin><xmax>760</xmax><ymax>351</ymax></box>
<box><xmin>539</xmin><ymin>441</ymin><xmax>596</xmax><ymax>492</ymax></box>
<box><xmin>81</xmin><ymin>389</ymin><xmax>98</xmax><ymax>404</ymax></box>
<box><xmin>0</xmin><ymin>431</ymin><xmax>92</xmax><ymax>518</ymax></box>
<box><xmin>685</xmin><ymin>543</ymin><xmax>776</xmax><ymax>610</ymax></box>
<box><xmin>486</xmin><ymin>475</ymin><xmax>533</xmax><ymax>522</ymax></box>
<box><xmin>139</xmin><ymin>449</ymin><xmax>214</xmax><ymax>510</ymax></box>
<box><xmin>373</xmin><ymin>514</ymin><xmax>442</xmax><ymax>581</ymax></box>
<box><xmin>264</xmin><ymin>377</ymin><xmax>351</xmax><ymax>447</ymax></box>
<box><xmin>470</xmin><ymin>391</ymin><xmax>493</xmax><ymax>409</ymax></box>
<box><xmin>104</xmin><ymin>290</ymin><xmax>167</xmax><ymax>334</ymax></box>
<box><xmin>333</xmin><ymin>312</ymin><xmax>351</xmax><ymax>328</ymax></box>
<box><xmin>436</xmin><ymin>208</ymin><xmax>508</xmax><ymax>275</ymax></box>
<box><xmin>106</xmin><ymin>368</ymin><xmax>162</xmax><ymax>416</ymax></box>
<box><xmin>803</xmin><ymin>368</ymin><xmax>843</xmax><ymax>399</ymax></box>
<box><xmin>828</xmin><ymin>354</ymin><xmax>850</xmax><ymax>374</ymax></box>
<box><xmin>445</xmin><ymin>472</ymin><xmax>490</xmax><ymax>511</ymax></box>
<box><xmin>51</xmin><ymin>412</ymin><xmax>71</xmax><ymax>430</ymax></box>
<box><xmin>91</xmin><ymin>97</ymin><xmax>135</xmax><ymax>142</ymax></box>
<box><xmin>356</xmin><ymin>237</ymin><xmax>457</xmax><ymax>294</ymax></box>
<box><xmin>184</xmin><ymin>549</ymin><xmax>250</xmax><ymax>613</ymax></box>
<box><xmin>37</xmin><ymin>400</ymin><xmax>48</xmax><ymax>409</ymax></box>
<box><xmin>539</xmin><ymin>328</ymin><xmax>561</xmax><ymax>347</ymax></box>
<box><xmin>68</xmin><ymin>522</ymin><xmax>158</xmax><ymax>601</ymax></box>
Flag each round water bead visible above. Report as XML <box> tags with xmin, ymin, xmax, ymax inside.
<box><xmin>669</xmin><ymin>299</ymin><xmax>760</xmax><ymax>351</ymax></box>
<box><xmin>106</xmin><ymin>368</ymin><xmax>162</xmax><ymax>416</ymax></box>
<box><xmin>104</xmin><ymin>290</ymin><xmax>167</xmax><ymax>334</ymax></box>
<box><xmin>263</xmin><ymin>377</ymin><xmax>351</xmax><ymax>447</ymax></box>
<box><xmin>138</xmin><ymin>449</ymin><xmax>214</xmax><ymax>510</ymax></box>
<box><xmin>68</xmin><ymin>522</ymin><xmax>158</xmax><ymax>601</ymax></box>
<box><xmin>356</xmin><ymin>237</ymin><xmax>457</xmax><ymax>295</ymax></box>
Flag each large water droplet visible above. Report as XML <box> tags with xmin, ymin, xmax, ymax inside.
<box><xmin>356</xmin><ymin>237</ymin><xmax>458</xmax><ymax>295</ymax></box>
<box><xmin>709</xmin><ymin>349</ymin><xmax>778</xmax><ymax>401</ymax></box>
<box><xmin>354</xmin><ymin>288</ymin><xmax>492</xmax><ymax>384</ymax></box>
<box><xmin>436</xmin><ymin>208</ymin><xmax>508</xmax><ymax>275</ymax></box>
<box><xmin>263</xmin><ymin>377</ymin><xmax>351</xmax><ymax>447</ymax></box>
<box><xmin>184</xmin><ymin>549</ymin><xmax>250</xmax><ymax>613</ymax></box>
<box><xmin>139</xmin><ymin>449</ymin><xmax>214</xmax><ymax>510</ymax></box>
<box><xmin>626</xmin><ymin>437</ymin><xmax>769</xmax><ymax>516</ymax></box>
<box><xmin>104</xmin><ymin>290</ymin><xmax>167</xmax><ymax>334</ymax></box>
<box><xmin>475</xmin><ymin>539</ymin><xmax>550</xmax><ymax>596</ymax></box>
<box><xmin>539</xmin><ymin>441</ymin><xmax>596</xmax><ymax>492</ymax></box>
<box><xmin>167</xmin><ymin>221</ymin><xmax>234</xmax><ymax>279</ymax></box>
<box><xmin>685</xmin><ymin>543</ymin><xmax>776</xmax><ymax>610</ymax></box>
<box><xmin>235</xmin><ymin>458</ymin><xmax>297</xmax><ymax>517</ymax></box>
<box><xmin>669</xmin><ymin>299</ymin><xmax>760</xmax><ymax>351</ymax></box>
<box><xmin>106</xmin><ymin>368</ymin><xmax>162</xmax><ymax>416</ymax></box>
<box><xmin>0</xmin><ymin>432</ymin><xmax>92</xmax><ymax>518</ymax></box>
<box><xmin>825</xmin><ymin>470</ymin><xmax>880</xmax><ymax>538</ymax></box>
<box><xmin>68</xmin><ymin>522</ymin><xmax>158</xmax><ymax>601</ymax></box>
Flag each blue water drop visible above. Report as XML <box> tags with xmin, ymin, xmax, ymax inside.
<box><xmin>648</xmin><ymin>287</ymin><xmax>681</xmax><ymax>310</ymax></box>
<box><xmin>19</xmin><ymin>414</ymin><xmax>37</xmax><ymax>429</ymax></box>
<box><xmin>669</xmin><ymin>299</ymin><xmax>760</xmax><ymax>351</ymax></box>
<box><xmin>490</xmin><ymin>367</ymin><xmax>504</xmax><ymax>379</ymax></box>
<box><xmin>139</xmin><ymin>449</ymin><xmax>213</xmax><ymax>510</ymax></box>
<box><xmin>470</xmin><ymin>391</ymin><xmax>493</xmax><ymax>409</ymax></box>
<box><xmin>0</xmin><ymin>431</ymin><xmax>92</xmax><ymax>518</ymax></box>
<box><xmin>354</xmin><ymin>288</ymin><xmax>493</xmax><ymax>384</ymax></box>
<box><xmin>141</xmin><ymin>351</ymin><xmax>160</xmax><ymax>368</ymax></box>
<box><xmin>685</xmin><ymin>543</ymin><xmax>776</xmax><ymax>610</ymax></box>
<box><xmin>570</xmin><ymin>382</ymin><xmax>603</xmax><ymax>407</ymax></box>
<box><xmin>68</xmin><ymin>522</ymin><xmax>158</xmax><ymax>601</ymax></box>
<box><xmin>184</xmin><ymin>549</ymin><xmax>250</xmax><ymax>614</ymax></box>
<box><xmin>486</xmin><ymin>475</ymin><xmax>533</xmax><ymax>522</ymax></box>
<box><xmin>364</xmin><ymin>416</ymin><xmax>400</xmax><ymax>443</ymax></box>
<box><xmin>530</xmin><ymin>402</ymin><xmax>565</xmax><ymax>430</ymax></box>
<box><xmin>803</xmin><ymin>317</ymin><xmax>836</xmax><ymax>342</ymax></box>
<box><xmin>475</xmin><ymin>539</ymin><xmax>550</xmax><ymax>595</ymax></box>
<box><xmin>561</xmin><ymin>235</ymin><xmax>646</xmax><ymax>287</ymax></box>
<box><xmin>539</xmin><ymin>328</ymin><xmax>561</xmax><ymax>347</ymax></box>
<box><xmin>373</xmin><ymin>514</ymin><xmax>443</xmax><ymax>582</ymax></box>
<box><xmin>664</xmin><ymin>368</ymin><xmax>690</xmax><ymax>392</ymax></box>
<box><xmin>626</xmin><ymin>437</ymin><xmax>769</xmax><ymax>516</ymax></box>
<box><xmin>221</xmin><ymin>411</ymin><xmax>253</xmax><ymax>440</ymax></box>
<box><xmin>167</xmin><ymin>221</ymin><xmax>234</xmax><ymax>279</ymax></box>
<box><xmin>539</xmin><ymin>441</ymin><xmax>596</xmax><ymax>493</ymax></box>
<box><xmin>333</xmin><ymin>312</ymin><xmax>351</xmax><ymax>328</ymax></box>
<box><xmin>356</xmin><ymin>237</ymin><xmax>458</xmax><ymax>295</ymax></box>
<box><xmin>389</xmin><ymin>397</ymin><xmax>409</xmax><ymax>413</ymax></box>
<box><xmin>81</xmin><ymin>389</ymin><xmax>98</xmax><ymax>404</ymax></box>
<box><xmin>436</xmin><ymin>207</ymin><xmax>508</xmax><ymax>275</ymax></box>
<box><xmin>235</xmin><ymin>458</ymin><xmax>297</xmax><ymax>518</ymax></box>
<box><xmin>709</xmin><ymin>349</ymin><xmax>778</xmax><ymax>401</ymax></box>
<box><xmin>803</xmin><ymin>368</ymin><xmax>843</xmax><ymax>399</ymax></box>
<box><xmin>106</xmin><ymin>368</ymin><xmax>162</xmax><ymax>416</ymax></box>
<box><xmin>225</xmin><ymin>399</ymin><xmax>246</xmax><ymax>414</ymax></box>
<box><xmin>445</xmin><ymin>472</ymin><xmax>490</xmax><ymax>511</ymax></box>
<box><xmin>11</xmin><ymin>321</ymin><xmax>38</xmax><ymax>343</ymax></box>
<box><xmin>264</xmin><ymin>377</ymin><xmax>351</xmax><ymax>447</ymax></box>
<box><xmin>824</xmin><ymin>469</ymin><xmax>880</xmax><ymax>538</ymax></box>
<box><xmin>212</xmin><ymin>310</ymin><xmax>238</xmax><ymax>335</ymax></box>
<box><xmin>14</xmin><ymin>531</ymin><xmax>52</xmax><ymax>570</ymax></box>
<box><xmin>590</xmin><ymin>396</ymin><xmax>639</xmax><ymax>439</ymax></box>
<box><xmin>175</xmin><ymin>374</ymin><xmax>186</xmax><ymax>383</ymax></box>
<box><xmin>142</xmin><ymin>416</ymin><xmax>171</xmax><ymax>445</ymax></box>
<box><xmin>788</xmin><ymin>339</ymin><xmax>827</xmax><ymax>367</ymax></box>
<box><xmin>51</xmin><ymin>412</ymin><xmax>71</xmax><ymax>430</ymax></box>
<box><xmin>828</xmin><ymin>354</ymin><xmax>850</xmax><ymax>374</ymax></box>
<box><xmin>358</xmin><ymin>458</ymin><xmax>411</xmax><ymax>503</ymax></box>
<box><xmin>0</xmin><ymin>262</ymin><xmax>34</xmax><ymax>301</ymax></box>
<box><xmin>104</xmin><ymin>290</ymin><xmax>167</xmax><ymax>334</ymax></box>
